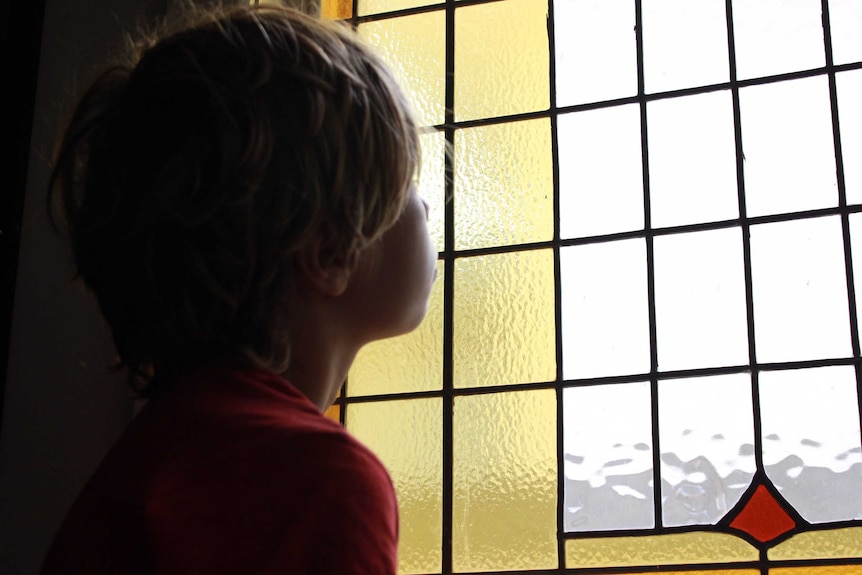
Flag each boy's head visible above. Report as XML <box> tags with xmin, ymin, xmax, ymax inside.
<box><xmin>50</xmin><ymin>5</ymin><xmax>420</xmax><ymax>394</ymax></box>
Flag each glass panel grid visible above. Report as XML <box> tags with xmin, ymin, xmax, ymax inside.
<box><xmin>332</xmin><ymin>0</ymin><xmax>862</xmax><ymax>572</ymax></box>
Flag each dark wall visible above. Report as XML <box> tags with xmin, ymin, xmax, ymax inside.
<box><xmin>0</xmin><ymin>1</ymin><xmax>164</xmax><ymax>572</ymax></box>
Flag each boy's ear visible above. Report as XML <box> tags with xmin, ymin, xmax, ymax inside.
<box><xmin>295</xmin><ymin>237</ymin><xmax>356</xmax><ymax>297</ymax></box>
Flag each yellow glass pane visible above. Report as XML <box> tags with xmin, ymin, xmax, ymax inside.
<box><xmin>320</xmin><ymin>0</ymin><xmax>352</xmax><ymax>19</ymax></box>
<box><xmin>769</xmin><ymin>527</ymin><xmax>862</xmax><ymax>561</ymax></box>
<box><xmin>345</xmin><ymin>398</ymin><xmax>442</xmax><ymax>575</ymax></box>
<box><xmin>454</xmin><ymin>118</ymin><xmax>553</xmax><ymax>250</ymax></box>
<box><xmin>359</xmin><ymin>11</ymin><xmax>445</xmax><ymax>128</ymax></box>
<box><xmin>624</xmin><ymin>572</ymin><xmax>757</xmax><ymax>575</ymax></box>
<box><xmin>419</xmin><ymin>131</ymin><xmax>446</xmax><ymax>253</ymax></box>
<box><xmin>453</xmin><ymin>389</ymin><xmax>557</xmax><ymax>571</ymax></box>
<box><xmin>349</xmin><ymin>261</ymin><xmax>444</xmax><ymax>395</ymax></box>
<box><xmin>565</xmin><ymin>533</ymin><xmax>758</xmax><ymax>568</ymax></box>
<box><xmin>357</xmin><ymin>0</ymin><xmax>438</xmax><ymax>17</ymax></box>
<box><xmin>453</xmin><ymin>249</ymin><xmax>556</xmax><ymax>388</ymax></box>
<box><xmin>771</xmin><ymin>568</ymin><xmax>862</xmax><ymax>575</ymax></box>
<box><xmin>455</xmin><ymin>0</ymin><xmax>550</xmax><ymax>121</ymax></box>
<box><xmin>323</xmin><ymin>403</ymin><xmax>340</xmax><ymax>422</ymax></box>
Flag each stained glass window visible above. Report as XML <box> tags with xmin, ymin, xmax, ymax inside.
<box><xmin>270</xmin><ymin>0</ymin><xmax>862</xmax><ymax>572</ymax></box>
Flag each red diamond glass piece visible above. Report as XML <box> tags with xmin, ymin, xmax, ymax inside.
<box><xmin>729</xmin><ymin>484</ymin><xmax>796</xmax><ymax>543</ymax></box>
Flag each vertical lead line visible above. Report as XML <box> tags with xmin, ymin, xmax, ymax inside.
<box><xmin>634</xmin><ymin>0</ymin><xmax>663</xmax><ymax>530</ymax></box>
<box><xmin>822</xmin><ymin>0</ymin><xmax>862</xmax><ymax>447</ymax></box>
<box><xmin>442</xmin><ymin>0</ymin><xmax>456</xmax><ymax>573</ymax></box>
<box><xmin>725</xmin><ymin>2</ymin><xmax>766</xmax><ymax>572</ymax></box>
<box><xmin>546</xmin><ymin>0</ymin><xmax>566</xmax><ymax>568</ymax></box>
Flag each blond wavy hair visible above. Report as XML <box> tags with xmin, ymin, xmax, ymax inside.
<box><xmin>49</xmin><ymin>4</ymin><xmax>419</xmax><ymax>394</ymax></box>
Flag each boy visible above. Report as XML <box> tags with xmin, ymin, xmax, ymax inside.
<box><xmin>42</xmin><ymin>4</ymin><xmax>436</xmax><ymax>574</ymax></box>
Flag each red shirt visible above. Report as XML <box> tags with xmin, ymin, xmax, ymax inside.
<box><xmin>41</xmin><ymin>366</ymin><xmax>398</xmax><ymax>574</ymax></box>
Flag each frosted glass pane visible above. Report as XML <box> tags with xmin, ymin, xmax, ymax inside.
<box><xmin>770</xmin><ymin>527</ymin><xmax>862</xmax><ymax>560</ymax></box>
<box><xmin>648</xmin><ymin>91</ymin><xmax>738</xmax><ymax>228</ymax></box>
<box><xmin>654</xmin><ymin>228</ymin><xmax>749</xmax><ymax>371</ymax></box>
<box><xmin>838</xmin><ymin>70</ymin><xmax>862</xmax><ymax>206</ymax></box>
<box><xmin>453</xmin><ymin>390</ymin><xmax>557</xmax><ymax>572</ymax></box>
<box><xmin>750</xmin><ymin>217</ymin><xmax>852</xmax><ymax>363</ymax></box>
<box><xmin>455</xmin><ymin>0</ymin><xmax>550</xmax><ymax>121</ymax></box>
<box><xmin>554</xmin><ymin>0</ymin><xmax>637</xmax><ymax>106</ymax></box>
<box><xmin>346</xmin><ymin>399</ymin><xmax>442</xmax><ymax>574</ymax></box>
<box><xmin>349</xmin><ymin>261</ymin><xmax>444</xmax><ymax>395</ymax></box>
<box><xmin>771</xmin><ymin>567</ymin><xmax>862</xmax><ymax>575</ymax></box>
<box><xmin>357</xmin><ymin>0</ymin><xmax>437</xmax><ymax>17</ymax></box>
<box><xmin>565</xmin><ymin>532</ymin><xmax>758</xmax><ymax>568</ymax></box>
<box><xmin>760</xmin><ymin>366</ymin><xmax>862</xmax><ymax>523</ymax></box>
<box><xmin>851</xmin><ymin>214</ymin><xmax>862</xmax><ymax>342</ymax></box>
<box><xmin>659</xmin><ymin>374</ymin><xmax>755</xmax><ymax>527</ymax></box>
<box><xmin>454</xmin><ymin>119</ymin><xmax>553</xmax><ymax>250</ymax></box>
<box><xmin>453</xmin><ymin>250</ymin><xmax>556</xmax><ymax>388</ymax></box>
<box><xmin>732</xmin><ymin>0</ymin><xmax>825</xmax><ymax>80</ymax></box>
<box><xmin>320</xmin><ymin>0</ymin><xmax>352</xmax><ymax>20</ymax></box>
<box><xmin>561</xmin><ymin>240</ymin><xmax>650</xmax><ymax>379</ymax></box>
<box><xmin>559</xmin><ymin>105</ymin><xmax>644</xmax><ymax>238</ymax></box>
<box><xmin>829</xmin><ymin>0</ymin><xmax>862</xmax><ymax>65</ymax></box>
<box><xmin>563</xmin><ymin>382</ymin><xmax>654</xmax><ymax>532</ymax></box>
<box><xmin>740</xmin><ymin>76</ymin><xmax>838</xmax><ymax>217</ymax></box>
<box><xmin>642</xmin><ymin>0</ymin><xmax>729</xmax><ymax>93</ymax></box>
<box><xmin>359</xmin><ymin>11</ymin><xmax>444</xmax><ymax>128</ymax></box>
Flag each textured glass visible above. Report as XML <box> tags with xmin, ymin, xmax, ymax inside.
<box><xmin>453</xmin><ymin>390</ymin><xmax>557</xmax><ymax>572</ymax></box>
<box><xmin>453</xmin><ymin>250</ymin><xmax>556</xmax><ymax>388</ymax></box>
<box><xmin>829</xmin><ymin>0</ymin><xmax>862</xmax><ymax>65</ymax></box>
<box><xmin>324</xmin><ymin>403</ymin><xmax>340</xmax><ymax>422</ymax></box>
<box><xmin>554</xmin><ymin>0</ymin><xmax>637</xmax><ymax>106</ymax></box>
<box><xmin>349</xmin><ymin>261</ymin><xmax>444</xmax><ymax>395</ymax></box>
<box><xmin>565</xmin><ymin>532</ymin><xmax>758</xmax><ymax>568</ymax></box>
<box><xmin>346</xmin><ymin>398</ymin><xmax>442</xmax><ymax>575</ymax></box>
<box><xmin>320</xmin><ymin>0</ymin><xmax>352</xmax><ymax>20</ymax></box>
<box><xmin>839</xmin><ymin>70</ymin><xmax>862</xmax><ymax>206</ymax></box>
<box><xmin>563</xmin><ymin>382</ymin><xmax>654</xmax><ymax>532</ymax></box>
<box><xmin>357</xmin><ymin>0</ymin><xmax>437</xmax><ymax>17</ymax></box>
<box><xmin>771</xmin><ymin>568</ymin><xmax>862</xmax><ymax>575</ymax></box>
<box><xmin>419</xmin><ymin>131</ymin><xmax>446</xmax><ymax>252</ymax></box>
<box><xmin>558</xmin><ymin>105</ymin><xmax>643</xmax><ymax>238</ymax></box>
<box><xmin>455</xmin><ymin>0</ymin><xmax>549</xmax><ymax>121</ymax></box>
<box><xmin>454</xmin><ymin>119</ymin><xmax>553</xmax><ymax>250</ymax></box>
<box><xmin>642</xmin><ymin>0</ymin><xmax>729</xmax><ymax>93</ymax></box>
<box><xmin>740</xmin><ymin>76</ymin><xmax>838</xmax><ymax>217</ymax></box>
<box><xmin>659</xmin><ymin>374</ymin><xmax>755</xmax><ymax>527</ymax></box>
<box><xmin>770</xmin><ymin>527</ymin><xmax>862</xmax><ymax>561</ymax></box>
<box><xmin>654</xmin><ymin>228</ymin><xmax>749</xmax><ymax>371</ymax></box>
<box><xmin>760</xmin><ymin>366</ymin><xmax>862</xmax><ymax>523</ymax></box>
<box><xmin>561</xmin><ymin>240</ymin><xmax>650</xmax><ymax>379</ymax></box>
<box><xmin>750</xmin><ymin>217</ymin><xmax>852</xmax><ymax>363</ymax></box>
<box><xmin>359</xmin><ymin>11</ymin><xmax>444</xmax><ymax>128</ymax></box>
<box><xmin>648</xmin><ymin>91</ymin><xmax>738</xmax><ymax>228</ymax></box>
<box><xmin>731</xmin><ymin>0</ymin><xmax>825</xmax><ymax>80</ymax></box>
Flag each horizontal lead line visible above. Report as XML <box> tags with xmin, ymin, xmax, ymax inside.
<box><xmin>341</xmin><ymin>356</ymin><xmax>862</xmax><ymax>404</ymax></box>
<box><xmin>436</xmin><ymin>204</ymin><xmax>862</xmax><ymax>260</ymax></box>
<box><xmin>419</xmin><ymin>60</ymin><xmax>862</xmax><ymax>132</ymax></box>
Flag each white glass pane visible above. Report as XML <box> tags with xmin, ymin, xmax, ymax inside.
<box><xmin>642</xmin><ymin>0</ymin><xmax>729</xmax><ymax>93</ymax></box>
<box><xmin>654</xmin><ymin>228</ymin><xmax>749</xmax><ymax>371</ymax></box>
<box><xmin>559</xmin><ymin>105</ymin><xmax>643</xmax><ymax>238</ymax></box>
<box><xmin>564</xmin><ymin>382</ymin><xmax>655</xmax><ymax>532</ymax></box>
<box><xmin>732</xmin><ymin>0</ymin><xmax>825</xmax><ymax>80</ymax></box>
<box><xmin>648</xmin><ymin>91</ymin><xmax>739</xmax><ymax>227</ymax></box>
<box><xmin>561</xmin><ymin>240</ymin><xmax>650</xmax><ymax>379</ymax></box>
<box><xmin>659</xmin><ymin>374</ymin><xmax>756</xmax><ymax>527</ymax></box>
<box><xmin>838</xmin><ymin>70</ymin><xmax>862</xmax><ymax>206</ymax></box>
<box><xmin>554</xmin><ymin>0</ymin><xmax>638</xmax><ymax>106</ymax></box>
<box><xmin>760</xmin><ymin>366</ymin><xmax>862</xmax><ymax>523</ymax></box>
<box><xmin>751</xmin><ymin>216</ymin><xmax>852</xmax><ymax>363</ymax></box>
<box><xmin>829</xmin><ymin>0</ymin><xmax>862</xmax><ymax>65</ymax></box>
<box><xmin>740</xmin><ymin>76</ymin><xmax>838</xmax><ymax>217</ymax></box>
